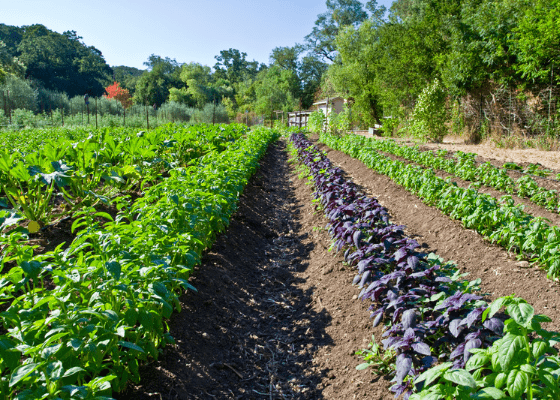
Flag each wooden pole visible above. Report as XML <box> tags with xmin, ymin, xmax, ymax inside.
<box><xmin>146</xmin><ymin>104</ymin><xmax>149</xmax><ymax>129</ymax></box>
<box><xmin>7</xmin><ymin>90</ymin><xmax>11</xmax><ymax>125</ymax></box>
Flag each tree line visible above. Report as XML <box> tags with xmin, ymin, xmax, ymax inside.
<box><xmin>0</xmin><ymin>22</ymin><xmax>328</xmax><ymax>125</ymax></box>
<box><xmin>323</xmin><ymin>0</ymin><xmax>560</xmax><ymax>142</ymax></box>
<box><xmin>3</xmin><ymin>0</ymin><xmax>558</xmax><ymax>139</ymax></box>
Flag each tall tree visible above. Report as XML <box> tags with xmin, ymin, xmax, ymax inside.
<box><xmin>134</xmin><ymin>54</ymin><xmax>183</xmax><ymax>106</ymax></box>
<box><xmin>305</xmin><ymin>0</ymin><xmax>368</xmax><ymax>62</ymax></box>
<box><xmin>112</xmin><ymin>65</ymin><xmax>144</xmax><ymax>95</ymax></box>
<box><xmin>254</xmin><ymin>65</ymin><xmax>299</xmax><ymax>117</ymax></box>
<box><xmin>214</xmin><ymin>48</ymin><xmax>263</xmax><ymax>85</ymax></box>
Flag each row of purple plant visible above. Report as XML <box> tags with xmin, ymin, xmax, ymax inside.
<box><xmin>289</xmin><ymin>133</ymin><xmax>504</xmax><ymax>398</ymax></box>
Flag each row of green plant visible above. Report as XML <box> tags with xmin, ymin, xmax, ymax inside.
<box><xmin>0</xmin><ymin>124</ymin><xmax>247</xmax><ymax>230</ymax></box>
<box><xmin>363</xmin><ymin>136</ymin><xmax>560</xmax><ymax>214</ymax></box>
<box><xmin>319</xmin><ymin>132</ymin><xmax>560</xmax><ymax>280</ymax></box>
<box><xmin>289</xmin><ymin>131</ymin><xmax>560</xmax><ymax>399</ymax></box>
<box><xmin>0</xmin><ymin>126</ymin><xmax>278</xmax><ymax>399</ymax></box>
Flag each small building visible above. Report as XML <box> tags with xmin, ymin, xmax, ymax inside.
<box><xmin>311</xmin><ymin>97</ymin><xmax>346</xmax><ymax>116</ymax></box>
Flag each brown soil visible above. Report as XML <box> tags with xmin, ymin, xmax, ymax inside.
<box><xmin>117</xmin><ymin>140</ymin><xmax>393</xmax><ymax>400</ymax></box>
<box><xmin>116</xmin><ymin>136</ymin><xmax>560</xmax><ymax>399</ymax></box>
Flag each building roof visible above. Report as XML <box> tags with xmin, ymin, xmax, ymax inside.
<box><xmin>312</xmin><ymin>96</ymin><xmax>344</xmax><ymax>106</ymax></box>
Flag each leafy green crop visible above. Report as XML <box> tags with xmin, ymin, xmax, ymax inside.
<box><xmin>412</xmin><ymin>296</ymin><xmax>560</xmax><ymax>399</ymax></box>
<box><xmin>349</xmin><ymin>135</ymin><xmax>560</xmax><ymax>214</ymax></box>
<box><xmin>0</xmin><ymin>125</ymin><xmax>278</xmax><ymax>399</ymax></box>
<box><xmin>320</xmin><ymin>132</ymin><xmax>560</xmax><ymax>280</ymax></box>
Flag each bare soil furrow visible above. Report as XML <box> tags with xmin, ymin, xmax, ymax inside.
<box><xmin>118</xmin><ymin>140</ymin><xmax>392</xmax><ymax>399</ymax></box>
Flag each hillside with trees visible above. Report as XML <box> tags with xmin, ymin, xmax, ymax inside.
<box><xmin>2</xmin><ymin>0</ymin><xmax>560</xmax><ymax>145</ymax></box>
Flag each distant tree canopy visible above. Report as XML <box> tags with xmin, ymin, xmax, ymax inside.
<box><xmin>112</xmin><ymin>65</ymin><xmax>144</xmax><ymax>95</ymax></box>
<box><xmin>0</xmin><ymin>24</ymin><xmax>112</xmax><ymax>97</ymax></box>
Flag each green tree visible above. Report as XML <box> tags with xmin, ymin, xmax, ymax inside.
<box><xmin>254</xmin><ymin>65</ymin><xmax>298</xmax><ymax>118</ymax></box>
<box><xmin>17</xmin><ymin>25</ymin><xmax>112</xmax><ymax>96</ymax></box>
<box><xmin>305</xmin><ymin>0</ymin><xmax>368</xmax><ymax>62</ymax></box>
<box><xmin>112</xmin><ymin>65</ymin><xmax>144</xmax><ymax>95</ymax></box>
<box><xmin>213</xmin><ymin>48</ymin><xmax>262</xmax><ymax>86</ymax></box>
<box><xmin>133</xmin><ymin>55</ymin><xmax>182</xmax><ymax>106</ymax></box>
<box><xmin>515</xmin><ymin>0</ymin><xmax>560</xmax><ymax>86</ymax></box>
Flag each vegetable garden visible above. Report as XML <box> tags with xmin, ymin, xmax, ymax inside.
<box><xmin>2</xmin><ymin>124</ymin><xmax>560</xmax><ymax>399</ymax></box>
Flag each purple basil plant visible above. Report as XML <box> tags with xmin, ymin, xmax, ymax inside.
<box><xmin>289</xmin><ymin>133</ymin><xmax>504</xmax><ymax>399</ymax></box>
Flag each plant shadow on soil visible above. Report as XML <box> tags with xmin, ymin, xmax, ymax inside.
<box><xmin>117</xmin><ymin>141</ymin><xmax>334</xmax><ymax>399</ymax></box>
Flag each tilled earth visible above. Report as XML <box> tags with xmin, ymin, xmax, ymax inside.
<box><xmin>118</xmin><ymin>136</ymin><xmax>560</xmax><ymax>399</ymax></box>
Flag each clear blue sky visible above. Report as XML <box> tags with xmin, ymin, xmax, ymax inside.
<box><xmin>3</xmin><ymin>0</ymin><xmax>394</xmax><ymax>70</ymax></box>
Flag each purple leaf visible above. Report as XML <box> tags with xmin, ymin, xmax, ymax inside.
<box><xmin>483</xmin><ymin>317</ymin><xmax>504</xmax><ymax>335</ymax></box>
<box><xmin>450</xmin><ymin>342</ymin><xmax>466</xmax><ymax>360</ymax></box>
<box><xmin>359</xmin><ymin>270</ymin><xmax>371</xmax><ymax>288</ymax></box>
<box><xmin>353</xmin><ymin>230</ymin><xmax>363</xmax><ymax>248</ymax></box>
<box><xmin>464</xmin><ymin>339</ymin><xmax>482</xmax><ymax>362</ymax></box>
<box><xmin>465</xmin><ymin>307</ymin><xmax>484</xmax><ymax>328</ymax></box>
<box><xmin>394</xmin><ymin>247</ymin><xmax>408</xmax><ymax>262</ymax></box>
<box><xmin>401</xmin><ymin>309</ymin><xmax>417</xmax><ymax>330</ymax></box>
<box><xmin>395</xmin><ymin>354</ymin><xmax>413</xmax><ymax>385</ymax></box>
<box><xmin>407</xmin><ymin>255</ymin><xmax>420</xmax><ymax>270</ymax></box>
<box><xmin>373</xmin><ymin>312</ymin><xmax>383</xmax><ymax>327</ymax></box>
<box><xmin>450</xmin><ymin>319</ymin><xmax>464</xmax><ymax>338</ymax></box>
<box><xmin>412</xmin><ymin>342</ymin><xmax>431</xmax><ymax>356</ymax></box>
<box><xmin>403</xmin><ymin>328</ymin><xmax>416</xmax><ymax>341</ymax></box>
<box><xmin>393</xmin><ymin>307</ymin><xmax>404</xmax><ymax>324</ymax></box>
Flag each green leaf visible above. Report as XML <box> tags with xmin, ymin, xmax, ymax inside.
<box><xmin>482</xmin><ymin>297</ymin><xmax>506</xmax><ymax>322</ymax></box>
<box><xmin>466</xmin><ymin>352</ymin><xmax>490</xmax><ymax>371</ymax></box>
<box><xmin>62</xmin><ymin>367</ymin><xmax>85</xmax><ymax>378</ymax></box>
<box><xmin>472</xmin><ymin>387</ymin><xmax>506</xmax><ymax>399</ymax></box>
<box><xmin>507</xmin><ymin>303</ymin><xmax>534</xmax><ymax>328</ymax></box>
<box><xmin>442</xmin><ymin>369</ymin><xmax>477</xmax><ymax>389</ymax></box>
<box><xmin>507</xmin><ymin>369</ymin><xmax>529</xmax><ymax>398</ymax></box>
<box><xmin>415</xmin><ymin>362</ymin><xmax>453</xmax><ymax>387</ymax></box>
<box><xmin>532</xmin><ymin>340</ymin><xmax>548</xmax><ymax>359</ymax></box>
<box><xmin>519</xmin><ymin>364</ymin><xmax>537</xmax><ymax>375</ymax></box>
<box><xmin>105</xmin><ymin>261</ymin><xmax>121</xmax><ymax>281</ymax></box>
<box><xmin>9</xmin><ymin>363</ymin><xmax>40</xmax><ymax>387</ymax></box>
<box><xmin>117</xmin><ymin>341</ymin><xmax>145</xmax><ymax>353</ymax></box>
<box><xmin>356</xmin><ymin>363</ymin><xmax>370</xmax><ymax>370</ymax></box>
<box><xmin>116</xmin><ymin>325</ymin><xmax>126</xmax><ymax>338</ymax></box>
<box><xmin>499</xmin><ymin>334</ymin><xmax>525</xmax><ymax>371</ymax></box>
<box><xmin>494</xmin><ymin>372</ymin><xmax>507</xmax><ymax>389</ymax></box>
<box><xmin>124</xmin><ymin>308</ymin><xmax>138</xmax><ymax>326</ymax></box>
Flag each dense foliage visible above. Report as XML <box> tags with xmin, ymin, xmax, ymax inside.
<box><xmin>324</xmin><ymin>0</ymin><xmax>560</xmax><ymax>139</ymax></box>
<box><xmin>0</xmin><ymin>124</ymin><xmax>278</xmax><ymax>398</ymax></box>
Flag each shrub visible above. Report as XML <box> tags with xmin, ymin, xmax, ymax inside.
<box><xmin>308</xmin><ymin>110</ymin><xmax>326</xmax><ymax>133</ymax></box>
<box><xmin>409</xmin><ymin>78</ymin><xmax>449</xmax><ymax>143</ymax></box>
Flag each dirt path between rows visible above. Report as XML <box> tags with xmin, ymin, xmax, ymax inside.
<box><xmin>118</xmin><ymin>140</ymin><xmax>392</xmax><ymax>399</ymax></box>
<box><xmin>119</xmin><ymin>136</ymin><xmax>560</xmax><ymax>399</ymax></box>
